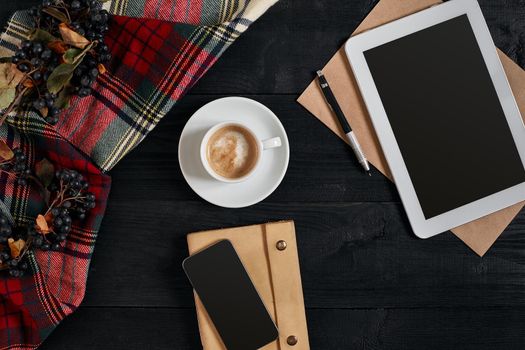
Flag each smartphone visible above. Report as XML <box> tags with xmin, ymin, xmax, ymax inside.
<box><xmin>183</xmin><ymin>240</ymin><xmax>278</xmax><ymax>350</ymax></box>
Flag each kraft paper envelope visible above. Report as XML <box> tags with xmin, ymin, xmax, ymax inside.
<box><xmin>297</xmin><ymin>0</ymin><xmax>525</xmax><ymax>256</ymax></box>
<box><xmin>187</xmin><ymin>221</ymin><xmax>310</xmax><ymax>350</ymax></box>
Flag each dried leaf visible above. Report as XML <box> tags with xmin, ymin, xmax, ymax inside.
<box><xmin>0</xmin><ymin>140</ymin><xmax>14</xmax><ymax>161</ymax></box>
<box><xmin>59</xmin><ymin>23</ymin><xmax>90</xmax><ymax>49</ymax></box>
<box><xmin>41</xmin><ymin>7</ymin><xmax>69</xmax><ymax>24</ymax></box>
<box><xmin>39</xmin><ymin>106</ymin><xmax>49</xmax><ymax>118</ymax></box>
<box><xmin>62</xmin><ymin>42</ymin><xmax>93</xmax><ymax>65</ymax></box>
<box><xmin>63</xmin><ymin>47</ymin><xmax>83</xmax><ymax>64</ymax></box>
<box><xmin>42</xmin><ymin>188</ymin><xmax>51</xmax><ymax>205</ymax></box>
<box><xmin>48</xmin><ymin>40</ymin><xmax>68</xmax><ymax>54</ymax></box>
<box><xmin>0</xmin><ymin>87</ymin><xmax>15</xmax><ymax>109</ymax></box>
<box><xmin>30</xmin><ymin>173</ymin><xmax>52</xmax><ymax>205</ymax></box>
<box><xmin>0</xmin><ymin>63</ymin><xmax>24</xmax><ymax>109</ymax></box>
<box><xmin>44</xmin><ymin>212</ymin><xmax>53</xmax><ymax>223</ymax></box>
<box><xmin>98</xmin><ymin>64</ymin><xmax>107</xmax><ymax>75</ymax></box>
<box><xmin>23</xmin><ymin>79</ymin><xmax>34</xmax><ymax>88</ymax></box>
<box><xmin>76</xmin><ymin>7</ymin><xmax>90</xmax><ymax>19</ymax></box>
<box><xmin>36</xmin><ymin>214</ymin><xmax>50</xmax><ymax>234</ymax></box>
<box><xmin>47</xmin><ymin>63</ymin><xmax>75</xmax><ymax>94</ymax></box>
<box><xmin>54</xmin><ymin>85</ymin><xmax>73</xmax><ymax>109</ymax></box>
<box><xmin>30</xmin><ymin>28</ymin><xmax>58</xmax><ymax>44</ymax></box>
<box><xmin>0</xmin><ymin>63</ymin><xmax>24</xmax><ymax>89</ymax></box>
<box><xmin>48</xmin><ymin>39</ymin><xmax>90</xmax><ymax>94</ymax></box>
<box><xmin>8</xmin><ymin>238</ymin><xmax>25</xmax><ymax>258</ymax></box>
<box><xmin>35</xmin><ymin>158</ymin><xmax>55</xmax><ymax>187</ymax></box>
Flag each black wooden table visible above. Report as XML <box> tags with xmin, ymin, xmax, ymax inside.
<box><xmin>2</xmin><ymin>1</ymin><xmax>525</xmax><ymax>349</ymax></box>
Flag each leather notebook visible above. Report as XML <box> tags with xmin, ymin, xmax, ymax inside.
<box><xmin>186</xmin><ymin>220</ymin><xmax>310</xmax><ymax>350</ymax></box>
<box><xmin>297</xmin><ymin>0</ymin><xmax>525</xmax><ymax>256</ymax></box>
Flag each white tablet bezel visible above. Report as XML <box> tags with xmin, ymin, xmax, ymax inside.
<box><xmin>345</xmin><ymin>0</ymin><xmax>525</xmax><ymax>238</ymax></box>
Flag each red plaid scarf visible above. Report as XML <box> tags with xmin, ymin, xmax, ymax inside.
<box><xmin>0</xmin><ymin>0</ymin><xmax>278</xmax><ymax>348</ymax></box>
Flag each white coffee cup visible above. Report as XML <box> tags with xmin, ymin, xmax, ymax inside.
<box><xmin>200</xmin><ymin>121</ymin><xmax>282</xmax><ymax>183</ymax></box>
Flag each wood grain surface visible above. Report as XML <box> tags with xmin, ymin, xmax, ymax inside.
<box><xmin>1</xmin><ymin>0</ymin><xmax>524</xmax><ymax>349</ymax></box>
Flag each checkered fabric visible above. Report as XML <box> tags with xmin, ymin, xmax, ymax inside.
<box><xmin>0</xmin><ymin>0</ymin><xmax>278</xmax><ymax>348</ymax></box>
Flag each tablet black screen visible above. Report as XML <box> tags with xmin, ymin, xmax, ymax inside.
<box><xmin>364</xmin><ymin>14</ymin><xmax>525</xmax><ymax>219</ymax></box>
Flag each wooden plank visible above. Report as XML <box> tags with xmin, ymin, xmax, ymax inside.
<box><xmin>39</xmin><ymin>308</ymin><xmax>202</xmax><ymax>350</ymax></box>
<box><xmin>39</xmin><ymin>307</ymin><xmax>525</xmax><ymax>350</ymax></box>
<box><xmin>83</xmin><ymin>201</ymin><xmax>525</xmax><ymax>308</ymax></box>
<box><xmin>307</xmin><ymin>307</ymin><xmax>525</xmax><ymax>350</ymax></box>
<box><xmin>111</xmin><ymin>95</ymin><xmax>397</xmax><ymax>203</ymax></box>
<box><xmin>189</xmin><ymin>0</ymin><xmax>525</xmax><ymax>94</ymax></box>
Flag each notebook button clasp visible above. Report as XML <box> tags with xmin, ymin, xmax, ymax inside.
<box><xmin>276</xmin><ymin>240</ymin><xmax>287</xmax><ymax>251</ymax></box>
<box><xmin>287</xmin><ymin>335</ymin><xmax>298</xmax><ymax>346</ymax></box>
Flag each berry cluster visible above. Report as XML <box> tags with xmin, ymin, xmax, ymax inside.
<box><xmin>0</xmin><ymin>167</ymin><xmax>96</xmax><ymax>277</ymax></box>
<box><xmin>0</xmin><ymin>219</ymin><xmax>30</xmax><ymax>277</ymax></box>
<box><xmin>30</xmin><ymin>0</ymin><xmax>111</xmax><ymax>43</ymax></box>
<box><xmin>0</xmin><ymin>216</ymin><xmax>12</xmax><ymax>243</ymax></box>
<box><xmin>66</xmin><ymin>0</ymin><xmax>112</xmax><ymax>98</ymax></box>
<box><xmin>69</xmin><ymin>1</ymin><xmax>111</xmax><ymax>45</ymax></box>
<box><xmin>1</xmin><ymin>253</ymin><xmax>29</xmax><ymax>278</ymax></box>
<box><xmin>13</xmin><ymin>40</ymin><xmax>63</xmax><ymax>124</ymax></box>
<box><xmin>8</xmin><ymin>0</ymin><xmax>111</xmax><ymax>125</ymax></box>
<box><xmin>48</xmin><ymin>169</ymin><xmax>96</xmax><ymax>221</ymax></box>
<box><xmin>0</xmin><ymin>148</ymin><xmax>30</xmax><ymax>186</ymax></box>
<box><xmin>72</xmin><ymin>55</ymin><xmax>105</xmax><ymax>98</ymax></box>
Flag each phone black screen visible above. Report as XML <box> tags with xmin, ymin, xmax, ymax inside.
<box><xmin>363</xmin><ymin>14</ymin><xmax>525</xmax><ymax>219</ymax></box>
<box><xmin>183</xmin><ymin>240</ymin><xmax>278</xmax><ymax>350</ymax></box>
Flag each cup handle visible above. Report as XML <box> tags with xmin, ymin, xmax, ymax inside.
<box><xmin>262</xmin><ymin>137</ymin><xmax>282</xmax><ymax>150</ymax></box>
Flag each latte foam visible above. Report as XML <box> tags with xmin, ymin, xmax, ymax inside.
<box><xmin>206</xmin><ymin>125</ymin><xmax>258</xmax><ymax>179</ymax></box>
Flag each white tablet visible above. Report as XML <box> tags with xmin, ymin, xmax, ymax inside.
<box><xmin>345</xmin><ymin>0</ymin><xmax>525</xmax><ymax>238</ymax></box>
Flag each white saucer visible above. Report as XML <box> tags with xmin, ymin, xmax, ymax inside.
<box><xmin>178</xmin><ymin>97</ymin><xmax>290</xmax><ymax>208</ymax></box>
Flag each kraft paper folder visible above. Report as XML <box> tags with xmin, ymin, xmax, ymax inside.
<box><xmin>297</xmin><ymin>0</ymin><xmax>525</xmax><ymax>256</ymax></box>
<box><xmin>187</xmin><ymin>220</ymin><xmax>310</xmax><ymax>350</ymax></box>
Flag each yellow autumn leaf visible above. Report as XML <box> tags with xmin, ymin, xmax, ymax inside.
<box><xmin>8</xmin><ymin>238</ymin><xmax>25</xmax><ymax>258</ymax></box>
